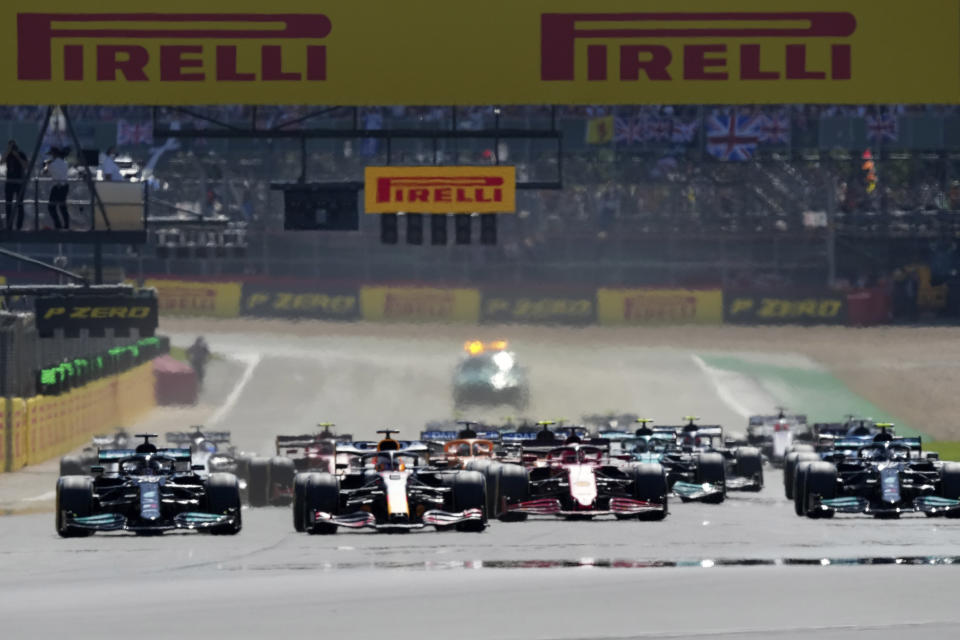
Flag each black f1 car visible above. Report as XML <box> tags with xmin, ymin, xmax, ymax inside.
<box><xmin>625</xmin><ymin>418</ymin><xmax>762</xmax><ymax>503</ymax></box>
<box><xmin>60</xmin><ymin>430</ymin><xmax>133</xmax><ymax>476</ymax></box>
<box><xmin>793</xmin><ymin>429</ymin><xmax>960</xmax><ymax>519</ymax></box>
<box><xmin>56</xmin><ymin>434</ymin><xmax>242</xmax><ymax>536</ymax></box>
<box><xmin>293</xmin><ymin>430</ymin><xmax>487</xmax><ymax>533</ymax></box>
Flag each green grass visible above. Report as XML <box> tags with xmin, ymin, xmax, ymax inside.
<box><xmin>924</xmin><ymin>441</ymin><xmax>960</xmax><ymax>461</ymax></box>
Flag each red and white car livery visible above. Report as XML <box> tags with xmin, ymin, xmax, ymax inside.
<box><xmin>503</xmin><ymin>440</ymin><xmax>669</xmax><ymax>521</ymax></box>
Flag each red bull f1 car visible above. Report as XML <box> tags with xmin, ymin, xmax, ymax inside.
<box><xmin>293</xmin><ymin>430</ymin><xmax>487</xmax><ymax>533</ymax></box>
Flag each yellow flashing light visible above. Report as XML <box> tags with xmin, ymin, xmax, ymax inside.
<box><xmin>464</xmin><ymin>339</ymin><xmax>509</xmax><ymax>355</ymax></box>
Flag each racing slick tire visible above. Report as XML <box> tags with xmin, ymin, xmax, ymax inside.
<box><xmin>234</xmin><ymin>453</ymin><xmax>252</xmax><ymax>483</ymax></box>
<box><xmin>785</xmin><ymin>452</ymin><xmax>819</xmax><ymax>500</ymax></box>
<box><xmin>304</xmin><ymin>473</ymin><xmax>340</xmax><ymax>535</ymax></box>
<box><xmin>268</xmin><ymin>456</ymin><xmax>296</xmax><ymax>506</ymax></box>
<box><xmin>799</xmin><ymin>462</ymin><xmax>837</xmax><ymax>519</ymax></box>
<box><xmin>452</xmin><ymin>470</ymin><xmax>487</xmax><ymax>532</ymax></box>
<box><xmin>293</xmin><ymin>473</ymin><xmax>310</xmax><ymax>532</ymax></box>
<box><xmin>56</xmin><ymin>476</ymin><xmax>95</xmax><ymax>538</ymax></box>
<box><xmin>59</xmin><ymin>455</ymin><xmax>86</xmax><ymax>477</ymax></box>
<box><xmin>695</xmin><ymin>452</ymin><xmax>726</xmax><ymax>504</ymax></box>
<box><xmin>466</xmin><ymin>459</ymin><xmax>502</xmax><ymax>518</ymax></box>
<box><xmin>793</xmin><ymin>458</ymin><xmax>824</xmax><ymax>516</ymax></box>
<box><xmin>497</xmin><ymin>463</ymin><xmax>530</xmax><ymax>522</ymax></box>
<box><xmin>247</xmin><ymin>457</ymin><xmax>271</xmax><ymax>507</ymax></box>
<box><xmin>203</xmin><ymin>472</ymin><xmax>242</xmax><ymax>535</ymax></box>
<box><xmin>733</xmin><ymin>447</ymin><xmax>763</xmax><ymax>491</ymax></box>
<box><xmin>940</xmin><ymin>462</ymin><xmax>960</xmax><ymax>518</ymax></box>
<box><xmin>630</xmin><ymin>463</ymin><xmax>669</xmax><ymax>521</ymax></box>
<box><xmin>789</xmin><ymin>443</ymin><xmax>816</xmax><ymax>454</ymax></box>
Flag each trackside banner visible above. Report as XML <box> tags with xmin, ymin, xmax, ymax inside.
<box><xmin>481</xmin><ymin>290</ymin><xmax>596</xmax><ymax>325</ymax></box>
<box><xmin>241</xmin><ymin>282</ymin><xmax>359</xmax><ymax>320</ymax></box>
<box><xmin>2</xmin><ymin>1</ymin><xmax>957</xmax><ymax>105</ymax></box>
<box><xmin>34</xmin><ymin>294</ymin><xmax>159</xmax><ymax>338</ymax></box>
<box><xmin>365</xmin><ymin>167</ymin><xmax>516</xmax><ymax>214</ymax></box>
<box><xmin>141</xmin><ymin>278</ymin><xmax>242</xmax><ymax>318</ymax></box>
<box><xmin>596</xmin><ymin>288</ymin><xmax>723</xmax><ymax>325</ymax></box>
<box><xmin>724</xmin><ymin>290</ymin><xmax>847</xmax><ymax>325</ymax></box>
<box><xmin>360</xmin><ymin>286</ymin><xmax>481</xmax><ymax>323</ymax></box>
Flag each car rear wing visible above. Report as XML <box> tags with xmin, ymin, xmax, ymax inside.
<box><xmin>338</xmin><ymin>441</ymin><xmax>429</xmax><ymax>454</ymax></box>
<box><xmin>166</xmin><ymin>431</ymin><xmax>232</xmax><ymax>445</ymax></box>
<box><xmin>98</xmin><ymin>448</ymin><xmax>192</xmax><ymax>462</ymax></box>
<box><xmin>582</xmin><ymin>414</ymin><xmax>639</xmax><ymax>428</ymax></box>
<box><xmin>419</xmin><ymin>430</ymin><xmax>501</xmax><ymax>442</ymax></box>
<box><xmin>749</xmin><ymin>414</ymin><xmax>808</xmax><ymax>425</ymax></box>
<box><xmin>597</xmin><ymin>430</ymin><xmax>633</xmax><ymax>440</ymax></box>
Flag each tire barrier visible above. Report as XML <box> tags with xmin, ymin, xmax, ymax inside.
<box><xmin>6</xmin><ymin>361</ymin><xmax>157</xmax><ymax>472</ymax></box>
<box><xmin>153</xmin><ymin>355</ymin><xmax>199</xmax><ymax>406</ymax></box>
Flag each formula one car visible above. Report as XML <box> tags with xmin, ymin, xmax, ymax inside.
<box><xmin>420</xmin><ymin>422</ymin><xmax>529</xmax><ymax>519</ymax></box>
<box><xmin>56</xmin><ymin>434</ymin><xmax>241</xmax><ymax>536</ymax></box>
<box><xmin>497</xmin><ymin>424</ymin><xmax>668</xmax><ymax>520</ymax></box>
<box><xmin>453</xmin><ymin>340</ymin><xmax>529</xmax><ymax>410</ymax></box>
<box><xmin>746</xmin><ymin>409</ymin><xmax>810</xmax><ymax>465</ymax></box>
<box><xmin>782</xmin><ymin>418</ymin><xmax>889</xmax><ymax>499</ymax></box>
<box><xmin>59</xmin><ymin>429</ymin><xmax>133</xmax><ymax>475</ymax></box>
<box><xmin>659</xmin><ymin>418</ymin><xmax>763</xmax><ymax>498</ymax></box>
<box><xmin>293</xmin><ymin>430</ymin><xmax>488</xmax><ymax>533</ymax></box>
<box><xmin>246</xmin><ymin>424</ymin><xmax>352</xmax><ymax>507</ymax></box>
<box><xmin>793</xmin><ymin>427</ymin><xmax>960</xmax><ymax>519</ymax></box>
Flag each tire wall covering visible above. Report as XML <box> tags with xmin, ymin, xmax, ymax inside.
<box><xmin>4</xmin><ymin>362</ymin><xmax>156</xmax><ymax>472</ymax></box>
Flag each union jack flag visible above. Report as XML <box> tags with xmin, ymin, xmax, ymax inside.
<box><xmin>866</xmin><ymin>114</ymin><xmax>898</xmax><ymax>142</ymax></box>
<box><xmin>646</xmin><ymin>116</ymin><xmax>672</xmax><ymax>142</ymax></box>
<box><xmin>614</xmin><ymin>117</ymin><xmax>645</xmax><ymax>145</ymax></box>
<box><xmin>758</xmin><ymin>113</ymin><xmax>791</xmax><ymax>144</ymax></box>
<box><xmin>670</xmin><ymin>119</ymin><xmax>699</xmax><ymax>144</ymax></box>
<box><xmin>117</xmin><ymin>120</ymin><xmax>154</xmax><ymax>146</ymax></box>
<box><xmin>706</xmin><ymin>111</ymin><xmax>761</xmax><ymax>162</ymax></box>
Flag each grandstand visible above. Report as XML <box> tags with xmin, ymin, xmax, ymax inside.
<box><xmin>2</xmin><ymin>104</ymin><xmax>959</xmax><ymax>293</ymax></box>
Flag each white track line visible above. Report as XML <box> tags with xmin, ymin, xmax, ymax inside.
<box><xmin>23</xmin><ymin>490</ymin><xmax>55</xmax><ymax>502</ymax></box>
<box><xmin>207</xmin><ymin>353</ymin><xmax>262</xmax><ymax>426</ymax></box>
<box><xmin>690</xmin><ymin>354</ymin><xmax>759</xmax><ymax>420</ymax></box>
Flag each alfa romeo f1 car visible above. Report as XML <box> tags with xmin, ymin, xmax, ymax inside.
<box><xmin>793</xmin><ymin>428</ymin><xmax>960</xmax><ymax>519</ymax></box>
<box><xmin>746</xmin><ymin>409</ymin><xmax>810</xmax><ymax>465</ymax></box>
<box><xmin>497</xmin><ymin>425</ymin><xmax>668</xmax><ymax>520</ymax></box>
<box><xmin>247</xmin><ymin>424</ymin><xmax>352</xmax><ymax>507</ymax></box>
<box><xmin>453</xmin><ymin>340</ymin><xmax>529</xmax><ymax>410</ymax></box>
<box><xmin>56</xmin><ymin>434</ymin><xmax>241</xmax><ymax>536</ymax></box>
<box><xmin>292</xmin><ymin>430</ymin><xmax>488</xmax><ymax>533</ymax></box>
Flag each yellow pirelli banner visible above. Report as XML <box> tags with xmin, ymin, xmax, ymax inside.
<box><xmin>365</xmin><ymin>167</ymin><xmax>516</xmax><ymax>214</ymax></box>
<box><xmin>142</xmin><ymin>278</ymin><xmax>242</xmax><ymax>318</ymax></box>
<box><xmin>597</xmin><ymin>288</ymin><xmax>723</xmax><ymax>325</ymax></box>
<box><xmin>360</xmin><ymin>286</ymin><xmax>481</xmax><ymax>323</ymax></box>
<box><xmin>0</xmin><ymin>1</ymin><xmax>957</xmax><ymax>105</ymax></box>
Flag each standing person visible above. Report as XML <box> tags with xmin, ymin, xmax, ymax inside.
<box><xmin>44</xmin><ymin>147</ymin><xmax>69</xmax><ymax>229</ymax></box>
<box><xmin>99</xmin><ymin>146</ymin><xmax>123</xmax><ymax>182</ymax></box>
<box><xmin>2</xmin><ymin>140</ymin><xmax>28</xmax><ymax>230</ymax></box>
<box><xmin>186</xmin><ymin>336</ymin><xmax>211</xmax><ymax>386</ymax></box>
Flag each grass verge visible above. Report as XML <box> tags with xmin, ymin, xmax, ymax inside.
<box><xmin>924</xmin><ymin>441</ymin><xmax>960</xmax><ymax>461</ymax></box>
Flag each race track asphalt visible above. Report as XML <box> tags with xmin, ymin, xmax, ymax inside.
<box><xmin>1</xmin><ymin>322</ymin><xmax>958</xmax><ymax>639</ymax></box>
